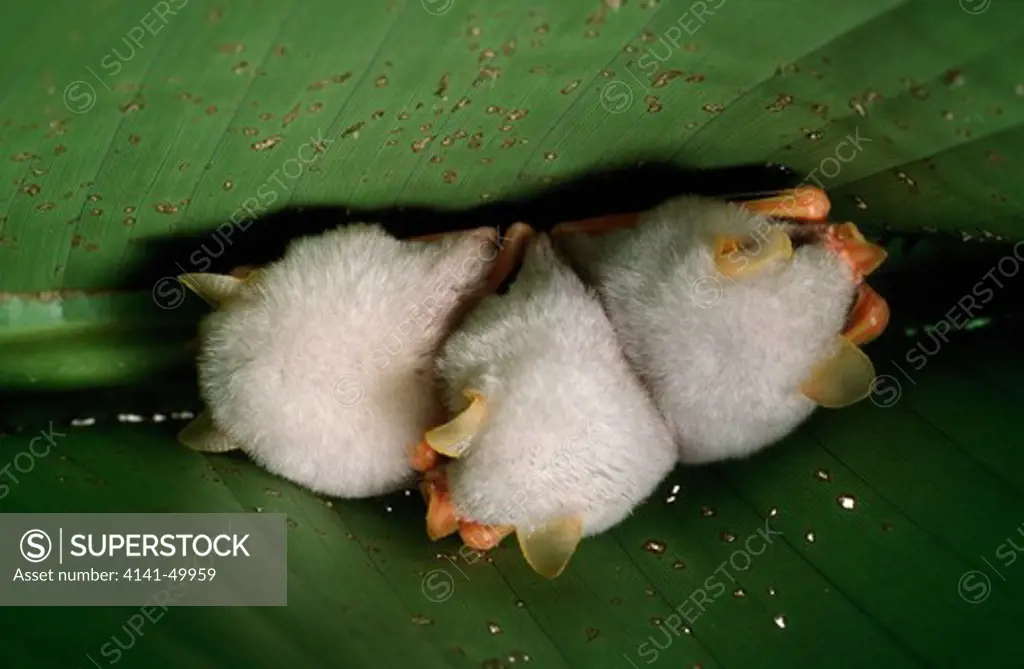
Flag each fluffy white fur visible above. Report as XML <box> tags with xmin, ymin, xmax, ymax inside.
<box><xmin>436</xmin><ymin>235</ymin><xmax>676</xmax><ymax>536</ymax></box>
<box><xmin>198</xmin><ymin>223</ymin><xmax>498</xmax><ymax>498</ymax></box>
<box><xmin>558</xmin><ymin>196</ymin><xmax>857</xmax><ymax>464</ymax></box>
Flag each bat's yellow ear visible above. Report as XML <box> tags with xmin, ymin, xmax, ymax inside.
<box><xmin>178</xmin><ymin>270</ymin><xmax>262</xmax><ymax>307</ymax></box>
<box><xmin>177</xmin><ymin>410</ymin><xmax>240</xmax><ymax>453</ymax></box>
<box><xmin>713</xmin><ymin>227</ymin><xmax>792</xmax><ymax>278</ymax></box>
<box><xmin>424</xmin><ymin>389</ymin><xmax>488</xmax><ymax>458</ymax></box>
<box><xmin>517</xmin><ymin>516</ymin><xmax>583</xmax><ymax>579</ymax></box>
<box><xmin>178</xmin><ymin>273</ymin><xmax>243</xmax><ymax>306</ymax></box>
<box><xmin>800</xmin><ymin>336</ymin><xmax>876</xmax><ymax>408</ymax></box>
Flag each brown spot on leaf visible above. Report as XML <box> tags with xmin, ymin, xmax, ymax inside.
<box><xmin>767</xmin><ymin>95</ymin><xmax>793</xmax><ymax>112</ymax></box>
<box><xmin>474</xmin><ymin>66</ymin><xmax>500</xmax><ymax>87</ymax></box>
<box><xmin>342</xmin><ymin>122</ymin><xmax>364</xmax><ymax>139</ymax></box>
<box><xmin>435</xmin><ymin>73</ymin><xmax>449</xmax><ymax>99</ymax></box>
<box><xmin>282</xmin><ymin>103</ymin><xmax>301</xmax><ymax>127</ymax></box>
<box><xmin>944</xmin><ymin>69</ymin><xmax>965</xmax><ymax>87</ymax></box>
<box><xmin>652</xmin><ymin>69</ymin><xmax>684</xmax><ymax>88</ymax></box>
<box><xmin>47</xmin><ymin>119</ymin><xmax>69</xmax><ymax>137</ymax></box>
<box><xmin>309</xmin><ymin>73</ymin><xmax>351</xmax><ymax>91</ymax></box>
<box><xmin>252</xmin><ymin>135</ymin><xmax>282</xmax><ymax>151</ymax></box>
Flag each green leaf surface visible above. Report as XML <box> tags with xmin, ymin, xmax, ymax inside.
<box><xmin>2</xmin><ymin>0</ymin><xmax>1023</xmax><ymax>293</ymax></box>
<box><xmin>2</xmin><ymin>324</ymin><xmax>1022</xmax><ymax>668</ymax></box>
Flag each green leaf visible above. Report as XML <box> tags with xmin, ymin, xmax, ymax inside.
<box><xmin>2</xmin><ymin>1</ymin><xmax>1023</xmax><ymax>667</ymax></box>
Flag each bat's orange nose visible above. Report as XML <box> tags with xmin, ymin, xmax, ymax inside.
<box><xmin>424</xmin><ymin>477</ymin><xmax>459</xmax><ymax>541</ymax></box>
<box><xmin>738</xmin><ymin>186</ymin><xmax>831</xmax><ymax>221</ymax></box>
<box><xmin>459</xmin><ymin>521</ymin><xmax>514</xmax><ymax>550</ymax></box>
<box><xmin>843</xmin><ymin>283</ymin><xmax>890</xmax><ymax>345</ymax></box>
<box><xmin>825</xmin><ymin>223</ymin><xmax>887</xmax><ymax>282</ymax></box>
